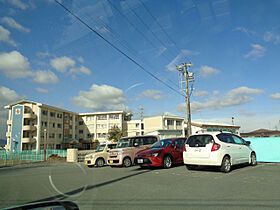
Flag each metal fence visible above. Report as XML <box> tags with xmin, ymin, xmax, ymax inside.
<box><xmin>0</xmin><ymin>150</ymin><xmax>67</xmax><ymax>166</ymax></box>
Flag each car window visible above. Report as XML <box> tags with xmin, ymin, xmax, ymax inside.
<box><xmin>216</xmin><ymin>133</ymin><xmax>235</xmax><ymax>144</ymax></box>
<box><xmin>143</xmin><ymin>137</ymin><xmax>157</xmax><ymax>145</ymax></box>
<box><xmin>231</xmin><ymin>135</ymin><xmax>245</xmax><ymax>145</ymax></box>
<box><xmin>133</xmin><ymin>138</ymin><xmax>144</xmax><ymax>146</ymax></box>
<box><xmin>107</xmin><ymin>144</ymin><xmax>117</xmax><ymax>149</ymax></box>
<box><xmin>187</xmin><ymin>135</ymin><xmax>214</xmax><ymax>147</ymax></box>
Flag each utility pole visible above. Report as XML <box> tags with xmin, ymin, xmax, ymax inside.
<box><xmin>43</xmin><ymin>128</ymin><xmax>47</xmax><ymax>161</ymax></box>
<box><xmin>176</xmin><ymin>62</ymin><xmax>194</xmax><ymax>136</ymax></box>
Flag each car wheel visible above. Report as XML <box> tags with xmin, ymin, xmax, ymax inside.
<box><xmin>123</xmin><ymin>157</ymin><xmax>132</xmax><ymax>167</ymax></box>
<box><xmin>250</xmin><ymin>153</ymin><xmax>257</xmax><ymax>166</ymax></box>
<box><xmin>96</xmin><ymin>158</ymin><xmax>105</xmax><ymax>167</ymax></box>
<box><xmin>163</xmin><ymin>156</ymin><xmax>172</xmax><ymax>169</ymax></box>
<box><xmin>221</xmin><ymin>156</ymin><xmax>231</xmax><ymax>173</ymax></box>
<box><xmin>186</xmin><ymin>164</ymin><xmax>197</xmax><ymax>170</ymax></box>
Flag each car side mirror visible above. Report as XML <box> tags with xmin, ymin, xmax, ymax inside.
<box><xmin>107</xmin><ymin>149</ymin><xmax>110</xmax><ymax>152</ymax></box>
<box><xmin>245</xmin><ymin>141</ymin><xmax>251</xmax><ymax>145</ymax></box>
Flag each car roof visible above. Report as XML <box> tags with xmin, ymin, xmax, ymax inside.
<box><xmin>190</xmin><ymin>131</ymin><xmax>233</xmax><ymax>136</ymax></box>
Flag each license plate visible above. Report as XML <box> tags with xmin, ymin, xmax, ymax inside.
<box><xmin>137</xmin><ymin>159</ymin><xmax>143</xmax><ymax>163</ymax></box>
<box><xmin>109</xmin><ymin>160</ymin><xmax>113</xmax><ymax>163</ymax></box>
<box><xmin>195</xmin><ymin>148</ymin><xmax>201</xmax><ymax>152</ymax></box>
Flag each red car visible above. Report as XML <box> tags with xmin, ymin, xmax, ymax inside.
<box><xmin>134</xmin><ymin>137</ymin><xmax>187</xmax><ymax>169</ymax></box>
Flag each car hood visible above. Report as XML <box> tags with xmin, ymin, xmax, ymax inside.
<box><xmin>137</xmin><ymin>148</ymin><xmax>162</xmax><ymax>156</ymax></box>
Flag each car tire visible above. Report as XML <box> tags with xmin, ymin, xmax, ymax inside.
<box><xmin>163</xmin><ymin>156</ymin><xmax>172</xmax><ymax>169</ymax></box>
<box><xmin>186</xmin><ymin>164</ymin><xmax>197</xmax><ymax>170</ymax></box>
<box><xmin>96</xmin><ymin>158</ymin><xmax>105</xmax><ymax>167</ymax></box>
<box><xmin>123</xmin><ymin>157</ymin><xmax>132</xmax><ymax>167</ymax></box>
<box><xmin>250</xmin><ymin>153</ymin><xmax>257</xmax><ymax>166</ymax></box>
<box><xmin>220</xmin><ymin>156</ymin><xmax>231</xmax><ymax>173</ymax></box>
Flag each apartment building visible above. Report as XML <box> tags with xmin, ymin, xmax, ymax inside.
<box><xmin>143</xmin><ymin>115</ymin><xmax>185</xmax><ymax>139</ymax></box>
<box><xmin>127</xmin><ymin>120</ymin><xmax>144</xmax><ymax>137</ymax></box>
<box><xmin>5</xmin><ymin>100</ymin><xmax>131</xmax><ymax>151</ymax></box>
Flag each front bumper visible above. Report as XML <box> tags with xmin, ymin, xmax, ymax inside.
<box><xmin>134</xmin><ymin>155</ymin><xmax>162</xmax><ymax>167</ymax></box>
<box><xmin>107</xmin><ymin>154</ymin><xmax>123</xmax><ymax>166</ymax></box>
<box><xmin>84</xmin><ymin>158</ymin><xmax>95</xmax><ymax>166</ymax></box>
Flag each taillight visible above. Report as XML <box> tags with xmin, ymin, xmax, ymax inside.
<box><xmin>184</xmin><ymin>145</ymin><xmax>187</xmax><ymax>152</ymax></box>
<box><xmin>211</xmin><ymin>143</ymin><xmax>220</xmax><ymax>152</ymax></box>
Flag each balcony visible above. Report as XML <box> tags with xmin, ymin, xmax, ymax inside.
<box><xmin>22</xmin><ymin>137</ymin><xmax>36</xmax><ymax>143</ymax></box>
<box><xmin>23</xmin><ymin>113</ymin><xmax>36</xmax><ymax>119</ymax></box>
<box><xmin>7</xmin><ymin>119</ymin><xmax>12</xmax><ymax>125</ymax></box>
<box><xmin>23</xmin><ymin>125</ymin><xmax>36</xmax><ymax>131</ymax></box>
<box><xmin>6</xmin><ymin>131</ymin><xmax>11</xmax><ymax>137</ymax></box>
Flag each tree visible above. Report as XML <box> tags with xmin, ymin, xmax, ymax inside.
<box><xmin>107</xmin><ymin>125</ymin><xmax>124</xmax><ymax>142</ymax></box>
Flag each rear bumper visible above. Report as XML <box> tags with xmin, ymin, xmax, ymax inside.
<box><xmin>183</xmin><ymin>152</ymin><xmax>223</xmax><ymax>166</ymax></box>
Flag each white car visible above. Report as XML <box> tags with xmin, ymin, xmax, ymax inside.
<box><xmin>183</xmin><ymin>132</ymin><xmax>257</xmax><ymax>173</ymax></box>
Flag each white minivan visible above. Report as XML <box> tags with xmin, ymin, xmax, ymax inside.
<box><xmin>183</xmin><ymin>132</ymin><xmax>257</xmax><ymax>173</ymax></box>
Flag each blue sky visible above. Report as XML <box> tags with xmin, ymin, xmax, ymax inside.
<box><xmin>0</xmin><ymin>0</ymin><xmax>280</xmax><ymax>137</ymax></box>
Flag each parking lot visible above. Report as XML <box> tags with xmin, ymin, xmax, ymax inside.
<box><xmin>0</xmin><ymin>163</ymin><xmax>280</xmax><ymax>209</ymax></box>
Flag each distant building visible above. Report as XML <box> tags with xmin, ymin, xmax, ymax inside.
<box><xmin>127</xmin><ymin>120</ymin><xmax>144</xmax><ymax>137</ymax></box>
<box><xmin>143</xmin><ymin>115</ymin><xmax>185</xmax><ymax>139</ymax></box>
<box><xmin>4</xmin><ymin>100</ymin><xmax>132</xmax><ymax>151</ymax></box>
<box><xmin>241</xmin><ymin>129</ymin><xmax>280</xmax><ymax>138</ymax></box>
<box><xmin>186</xmin><ymin>122</ymin><xmax>240</xmax><ymax>135</ymax></box>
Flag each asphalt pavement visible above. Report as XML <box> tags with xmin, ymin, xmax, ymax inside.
<box><xmin>0</xmin><ymin>162</ymin><xmax>280</xmax><ymax>209</ymax></box>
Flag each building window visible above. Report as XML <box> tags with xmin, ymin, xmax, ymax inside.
<box><xmin>69</xmin><ymin>125</ymin><xmax>72</xmax><ymax>129</ymax></box>
<box><xmin>44</xmin><ymin>122</ymin><xmax>48</xmax><ymax>127</ymax></box>
<box><xmin>136</xmin><ymin>123</ymin><xmax>139</xmax><ymax>128</ymax></box>
<box><xmin>167</xmin><ymin>120</ymin><xmax>174</xmax><ymax>126</ymax></box>
<box><xmin>49</xmin><ymin>133</ymin><xmax>55</xmax><ymax>138</ymax></box>
<box><xmin>141</xmin><ymin>123</ymin><xmax>144</xmax><ymax>130</ymax></box>
<box><xmin>79</xmin><ymin>121</ymin><xmax>83</xmax><ymax>125</ymax></box>
<box><xmin>136</xmin><ymin>132</ymin><xmax>140</xmax><ymax>136</ymax></box>
<box><xmin>86</xmin><ymin>116</ymin><xmax>94</xmax><ymax>121</ymax></box>
<box><xmin>57</xmin><ymin>123</ymin><xmax>62</xmax><ymax>128</ymax></box>
<box><xmin>57</xmin><ymin>113</ymin><xmax>62</xmax><ymax>118</ymax></box>
<box><xmin>176</xmin><ymin>121</ymin><xmax>182</xmax><ymax>126</ymax></box>
<box><xmin>97</xmin><ymin>124</ymin><xmax>107</xmax><ymax>129</ymax></box>
<box><xmin>97</xmin><ymin>115</ymin><xmax>106</xmax><ymax>120</ymax></box>
<box><xmin>59</xmin><ymin>134</ymin><xmax>62</xmax><ymax>139</ymax></box>
<box><xmin>109</xmin><ymin>114</ymin><xmax>119</xmax><ymax>119</ymax></box>
<box><xmin>70</xmin><ymin>116</ymin><xmax>73</xmax><ymax>121</ymax></box>
<box><xmin>69</xmin><ymin>134</ymin><xmax>72</xmax><ymax>138</ymax></box>
<box><xmin>109</xmin><ymin>123</ymin><xmax>119</xmax><ymax>129</ymax></box>
<box><xmin>42</xmin><ymin>110</ymin><xmax>48</xmax><ymax>116</ymax></box>
<box><xmin>50</xmin><ymin>112</ymin><xmax>55</xmax><ymax>117</ymax></box>
<box><xmin>52</xmin><ymin>123</ymin><xmax>55</xmax><ymax>128</ymax></box>
<box><xmin>79</xmin><ymin>130</ymin><xmax>83</xmax><ymax>134</ymax></box>
<box><xmin>87</xmin><ymin>133</ymin><xmax>94</xmax><ymax>139</ymax></box>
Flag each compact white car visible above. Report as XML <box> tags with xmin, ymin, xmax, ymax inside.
<box><xmin>183</xmin><ymin>132</ymin><xmax>257</xmax><ymax>173</ymax></box>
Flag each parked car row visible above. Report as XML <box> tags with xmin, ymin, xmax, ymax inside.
<box><xmin>84</xmin><ymin>132</ymin><xmax>257</xmax><ymax>173</ymax></box>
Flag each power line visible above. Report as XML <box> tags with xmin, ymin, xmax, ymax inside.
<box><xmin>54</xmin><ymin>0</ymin><xmax>184</xmax><ymax>98</ymax></box>
<box><xmin>124</xmin><ymin>0</ymin><xmax>177</xmax><ymax>59</ymax></box>
<box><xmin>138</xmin><ymin>0</ymin><xmax>182</xmax><ymax>54</ymax></box>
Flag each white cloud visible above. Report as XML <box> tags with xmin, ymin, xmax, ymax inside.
<box><xmin>177</xmin><ymin>86</ymin><xmax>264</xmax><ymax>113</ymax></box>
<box><xmin>193</xmin><ymin>90</ymin><xmax>209</xmax><ymax>97</ymax></box>
<box><xmin>213</xmin><ymin>90</ymin><xmax>220</xmax><ymax>95</ymax></box>
<box><xmin>69</xmin><ymin>66</ymin><xmax>91</xmax><ymax>75</ymax></box>
<box><xmin>7</xmin><ymin>0</ymin><xmax>28</xmax><ymax>10</ymax></box>
<box><xmin>198</xmin><ymin>65</ymin><xmax>220</xmax><ymax>77</ymax></box>
<box><xmin>139</xmin><ymin>89</ymin><xmax>163</xmax><ymax>100</ymax></box>
<box><xmin>50</xmin><ymin>56</ymin><xmax>75</xmax><ymax>73</ymax></box>
<box><xmin>263</xmin><ymin>31</ymin><xmax>280</xmax><ymax>44</ymax></box>
<box><xmin>0</xmin><ymin>51</ymin><xmax>32</xmax><ymax>78</ymax></box>
<box><xmin>166</xmin><ymin>49</ymin><xmax>199</xmax><ymax>71</ymax></box>
<box><xmin>36</xmin><ymin>87</ymin><xmax>49</xmax><ymax>93</ymax></box>
<box><xmin>244</xmin><ymin>44</ymin><xmax>266</xmax><ymax>59</ymax></box>
<box><xmin>72</xmin><ymin>84</ymin><xmax>127</xmax><ymax>111</ymax></box>
<box><xmin>234</xmin><ymin>26</ymin><xmax>255</xmax><ymax>36</ymax></box>
<box><xmin>32</xmin><ymin>70</ymin><xmax>59</xmax><ymax>84</ymax></box>
<box><xmin>269</xmin><ymin>93</ymin><xmax>280</xmax><ymax>100</ymax></box>
<box><xmin>0</xmin><ymin>86</ymin><xmax>21</xmax><ymax>139</ymax></box>
<box><xmin>0</xmin><ymin>25</ymin><xmax>17</xmax><ymax>46</ymax></box>
<box><xmin>1</xmin><ymin>17</ymin><xmax>30</xmax><ymax>33</ymax></box>
<box><xmin>125</xmin><ymin>83</ymin><xmax>143</xmax><ymax>92</ymax></box>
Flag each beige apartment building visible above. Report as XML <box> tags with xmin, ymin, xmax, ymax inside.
<box><xmin>5</xmin><ymin>100</ymin><xmax>131</xmax><ymax>151</ymax></box>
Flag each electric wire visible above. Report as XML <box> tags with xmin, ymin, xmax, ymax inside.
<box><xmin>54</xmin><ymin>0</ymin><xmax>185</xmax><ymax>98</ymax></box>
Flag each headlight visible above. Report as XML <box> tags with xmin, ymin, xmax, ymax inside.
<box><xmin>89</xmin><ymin>155</ymin><xmax>93</xmax><ymax>159</ymax></box>
<box><xmin>152</xmin><ymin>153</ymin><xmax>159</xmax><ymax>157</ymax></box>
<box><xmin>118</xmin><ymin>151</ymin><xmax>124</xmax><ymax>155</ymax></box>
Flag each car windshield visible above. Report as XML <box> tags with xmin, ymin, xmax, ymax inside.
<box><xmin>116</xmin><ymin>138</ymin><xmax>131</xmax><ymax>148</ymax></box>
<box><xmin>150</xmin><ymin>139</ymin><xmax>174</xmax><ymax>148</ymax></box>
<box><xmin>95</xmin><ymin>144</ymin><xmax>106</xmax><ymax>152</ymax></box>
